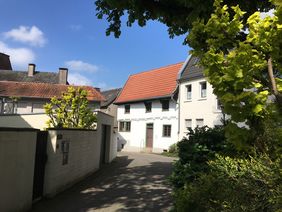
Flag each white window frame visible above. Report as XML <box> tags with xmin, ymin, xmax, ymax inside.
<box><xmin>216</xmin><ymin>98</ymin><xmax>222</xmax><ymax>111</ymax></box>
<box><xmin>119</xmin><ymin>121</ymin><xmax>131</xmax><ymax>132</ymax></box>
<box><xmin>162</xmin><ymin>125</ymin><xmax>171</xmax><ymax>137</ymax></box>
<box><xmin>124</xmin><ymin>104</ymin><xmax>130</xmax><ymax>114</ymax></box>
<box><xmin>196</xmin><ymin>119</ymin><xmax>204</xmax><ymax>127</ymax></box>
<box><xmin>186</xmin><ymin>84</ymin><xmax>192</xmax><ymax>100</ymax></box>
<box><xmin>185</xmin><ymin>119</ymin><xmax>192</xmax><ymax>131</ymax></box>
<box><xmin>199</xmin><ymin>81</ymin><xmax>207</xmax><ymax>99</ymax></box>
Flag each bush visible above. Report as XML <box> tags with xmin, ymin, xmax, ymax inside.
<box><xmin>170</xmin><ymin>126</ymin><xmax>234</xmax><ymax>189</ymax></box>
<box><xmin>168</xmin><ymin>143</ymin><xmax>178</xmax><ymax>154</ymax></box>
<box><xmin>174</xmin><ymin>154</ymin><xmax>282</xmax><ymax>212</ymax></box>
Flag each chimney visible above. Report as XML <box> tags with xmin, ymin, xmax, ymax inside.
<box><xmin>28</xmin><ymin>64</ymin><xmax>36</xmax><ymax>77</ymax></box>
<box><xmin>59</xmin><ymin>68</ymin><xmax>68</xmax><ymax>84</ymax></box>
<box><xmin>0</xmin><ymin>53</ymin><xmax>12</xmax><ymax>70</ymax></box>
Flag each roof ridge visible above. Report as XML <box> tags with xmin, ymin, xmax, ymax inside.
<box><xmin>129</xmin><ymin>62</ymin><xmax>184</xmax><ymax>77</ymax></box>
<box><xmin>0</xmin><ymin>80</ymin><xmax>100</xmax><ymax>90</ymax></box>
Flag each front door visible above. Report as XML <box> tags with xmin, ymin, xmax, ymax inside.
<box><xmin>146</xmin><ymin>123</ymin><xmax>153</xmax><ymax>152</ymax></box>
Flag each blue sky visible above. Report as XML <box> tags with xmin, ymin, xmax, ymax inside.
<box><xmin>0</xmin><ymin>0</ymin><xmax>190</xmax><ymax>90</ymax></box>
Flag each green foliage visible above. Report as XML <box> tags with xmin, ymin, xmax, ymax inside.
<box><xmin>174</xmin><ymin>154</ymin><xmax>282</xmax><ymax>212</ymax></box>
<box><xmin>170</xmin><ymin>126</ymin><xmax>234</xmax><ymax>189</ymax></box>
<box><xmin>95</xmin><ymin>0</ymin><xmax>272</xmax><ymax>42</ymax></box>
<box><xmin>188</xmin><ymin>0</ymin><xmax>282</xmax><ymax>149</ymax></box>
<box><xmin>168</xmin><ymin>143</ymin><xmax>178</xmax><ymax>154</ymax></box>
<box><xmin>162</xmin><ymin>143</ymin><xmax>179</xmax><ymax>157</ymax></box>
<box><xmin>44</xmin><ymin>87</ymin><xmax>97</xmax><ymax>129</ymax></box>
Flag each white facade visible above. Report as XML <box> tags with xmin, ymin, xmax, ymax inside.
<box><xmin>178</xmin><ymin>78</ymin><xmax>223</xmax><ymax>140</ymax></box>
<box><xmin>117</xmin><ymin>99</ymin><xmax>178</xmax><ymax>153</ymax></box>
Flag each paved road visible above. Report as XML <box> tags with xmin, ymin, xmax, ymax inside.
<box><xmin>31</xmin><ymin>152</ymin><xmax>176</xmax><ymax>212</ymax></box>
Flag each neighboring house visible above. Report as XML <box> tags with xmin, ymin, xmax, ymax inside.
<box><xmin>0</xmin><ymin>53</ymin><xmax>68</xmax><ymax>85</ymax></box>
<box><xmin>101</xmin><ymin>88</ymin><xmax>121</xmax><ymax>129</ymax></box>
<box><xmin>177</xmin><ymin>56</ymin><xmax>223</xmax><ymax>140</ymax></box>
<box><xmin>0</xmin><ymin>53</ymin><xmax>12</xmax><ymax>70</ymax></box>
<box><xmin>115</xmin><ymin>63</ymin><xmax>183</xmax><ymax>153</ymax></box>
<box><xmin>0</xmin><ymin>81</ymin><xmax>105</xmax><ymax>114</ymax></box>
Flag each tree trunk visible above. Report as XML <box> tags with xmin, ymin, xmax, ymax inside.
<box><xmin>267</xmin><ymin>57</ymin><xmax>282</xmax><ymax>107</ymax></box>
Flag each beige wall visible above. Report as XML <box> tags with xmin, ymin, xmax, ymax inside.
<box><xmin>43</xmin><ymin>111</ymin><xmax>116</xmax><ymax>197</ymax></box>
<box><xmin>0</xmin><ymin>130</ymin><xmax>37</xmax><ymax>212</ymax></box>
<box><xmin>97</xmin><ymin>111</ymin><xmax>117</xmax><ymax>162</ymax></box>
<box><xmin>178</xmin><ymin>79</ymin><xmax>223</xmax><ymax>140</ymax></box>
<box><xmin>101</xmin><ymin>103</ymin><xmax>118</xmax><ymax>128</ymax></box>
<box><xmin>0</xmin><ymin>112</ymin><xmax>116</xmax><ymax>208</ymax></box>
<box><xmin>0</xmin><ymin>113</ymin><xmax>49</xmax><ymax>130</ymax></box>
<box><xmin>43</xmin><ymin>130</ymin><xmax>100</xmax><ymax>197</ymax></box>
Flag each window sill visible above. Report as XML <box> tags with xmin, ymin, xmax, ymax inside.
<box><xmin>198</xmin><ymin>98</ymin><xmax>207</xmax><ymax>101</ymax></box>
<box><xmin>162</xmin><ymin>110</ymin><xmax>169</xmax><ymax>112</ymax></box>
<box><xmin>213</xmin><ymin>110</ymin><xmax>222</xmax><ymax>113</ymax></box>
<box><xmin>184</xmin><ymin>100</ymin><xmax>192</xmax><ymax>103</ymax></box>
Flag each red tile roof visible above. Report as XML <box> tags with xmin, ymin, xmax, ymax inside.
<box><xmin>115</xmin><ymin>62</ymin><xmax>183</xmax><ymax>104</ymax></box>
<box><xmin>0</xmin><ymin>81</ymin><xmax>105</xmax><ymax>101</ymax></box>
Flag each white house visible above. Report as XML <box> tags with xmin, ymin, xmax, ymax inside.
<box><xmin>115</xmin><ymin>63</ymin><xmax>183</xmax><ymax>153</ymax></box>
<box><xmin>177</xmin><ymin>56</ymin><xmax>223</xmax><ymax>140</ymax></box>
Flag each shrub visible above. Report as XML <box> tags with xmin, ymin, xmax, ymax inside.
<box><xmin>170</xmin><ymin>126</ymin><xmax>234</xmax><ymax>189</ymax></box>
<box><xmin>168</xmin><ymin>143</ymin><xmax>178</xmax><ymax>154</ymax></box>
<box><xmin>174</xmin><ymin>154</ymin><xmax>282</xmax><ymax>212</ymax></box>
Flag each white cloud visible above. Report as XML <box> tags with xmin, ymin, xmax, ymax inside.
<box><xmin>68</xmin><ymin>73</ymin><xmax>93</xmax><ymax>86</ymax></box>
<box><xmin>69</xmin><ymin>25</ymin><xmax>82</xmax><ymax>31</ymax></box>
<box><xmin>4</xmin><ymin>26</ymin><xmax>46</xmax><ymax>47</ymax></box>
<box><xmin>0</xmin><ymin>41</ymin><xmax>35</xmax><ymax>68</ymax></box>
<box><xmin>65</xmin><ymin>60</ymin><xmax>99</xmax><ymax>73</ymax></box>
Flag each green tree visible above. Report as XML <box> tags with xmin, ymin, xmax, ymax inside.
<box><xmin>44</xmin><ymin>87</ymin><xmax>97</xmax><ymax>129</ymax></box>
<box><xmin>188</xmin><ymin>0</ymin><xmax>282</xmax><ymax>150</ymax></box>
<box><xmin>95</xmin><ymin>0</ymin><xmax>281</xmax><ymax>150</ymax></box>
<box><xmin>95</xmin><ymin>0</ymin><xmax>272</xmax><ymax>40</ymax></box>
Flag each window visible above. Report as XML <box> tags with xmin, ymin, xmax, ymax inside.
<box><xmin>161</xmin><ymin>100</ymin><xmax>169</xmax><ymax>111</ymax></box>
<box><xmin>163</xmin><ymin>125</ymin><xmax>171</xmax><ymax>137</ymax></box>
<box><xmin>216</xmin><ymin>98</ymin><xmax>222</xmax><ymax>110</ymax></box>
<box><xmin>196</xmin><ymin>119</ymin><xmax>204</xmax><ymax>127</ymax></box>
<box><xmin>124</xmin><ymin>104</ymin><xmax>130</xmax><ymax>113</ymax></box>
<box><xmin>185</xmin><ymin>119</ymin><xmax>192</xmax><ymax>130</ymax></box>
<box><xmin>186</xmin><ymin>85</ymin><xmax>192</xmax><ymax>100</ymax></box>
<box><xmin>200</xmin><ymin>81</ymin><xmax>207</xmax><ymax>98</ymax></box>
<box><xmin>144</xmin><ymin>102</ymin><xmax>152</xmax><ymax>113</ymax></box>
<box><xmin>119</xmin><ymin>121</ymin><xmax>131</xmax><ymax>132</ymax></box>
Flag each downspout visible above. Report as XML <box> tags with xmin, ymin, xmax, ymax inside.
<box><xmin>170</xmin><ymin>84</ymin><xmax>180</xmax><ymax>141</ymax></box>
<box><xmin>174</xmin><ymin>55</ymin><xmax>191</xmax><ymax>141</ymax></box>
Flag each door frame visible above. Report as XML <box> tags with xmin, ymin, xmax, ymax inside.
<box><xmin>145</xmin><ymin>123</ymin><xmax>154</xmax><ymax>152</ymax></box>
<box><xmin>32</xmin><ymin>131</ymin><xmax>48</xmax><ymax>202</ymax></box>
<box><xmin>100</xmin><ymin>124</ymin><xmax>111</xmax><ymax>166</ymax></box>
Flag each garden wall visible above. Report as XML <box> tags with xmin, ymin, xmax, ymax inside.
<box><xmin>0</xmin><ymin>129</ymin><xmax>38</xmax><ymax>212</ymax></box>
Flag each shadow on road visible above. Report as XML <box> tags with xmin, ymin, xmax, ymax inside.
<box><xmin>31</xmin><ymin>153</ymin><xmax>174</xmax><ymax>212</ymax></box>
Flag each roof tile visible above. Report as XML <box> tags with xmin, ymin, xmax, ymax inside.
<box><xmin>0</xmin><ymin>81</ymin><xmax>105</xmax><ymax>101</ymax></box>
<box><xmin>115</xmin><ymin>62</ymin><xmax>183</xmax><ymax>104</ymax></box>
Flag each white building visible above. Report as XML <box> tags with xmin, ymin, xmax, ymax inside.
<box><xmin>115</xmin><ymin>63</ymin><xmax>183</xmax><ymax>153</ymax></box>
<box><xmin>177</xmin><ymin>56</ymin><xmax>223</xmax><ymax>140</ymax></box>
